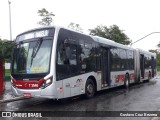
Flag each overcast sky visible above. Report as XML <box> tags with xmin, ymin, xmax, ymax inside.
<box><xmin>1</xmin><ymin>0</ymin><xmax>160</xmax><ymax>51</ymax></box>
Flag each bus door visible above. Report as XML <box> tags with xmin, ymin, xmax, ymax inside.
<box><xmin>140</xmin><ymin>54</ymin><xmax>145</xmax><ymax>79</ymax></box>
<box><xmin>151</xmin><ymin>56</ymin><xmax>155</xmax><ymax>77</ymax></box>
<box><xmin>100</xmin><ymin>47</ymin><xmax>110</xmax><ymax>87</ymax></box>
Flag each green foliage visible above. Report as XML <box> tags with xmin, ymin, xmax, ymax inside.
<box><xmin>5</xmin><ymin>69</ymin><xmax>10</xmax><ymax>76</ymax></box>
<box><xmin>157</xmin><ymin>42</ymin><xmax>160</xmax><ymax>48</ymax></box>
<box><xmin>89</xmin><ymin>25</ymin><xmax>131</xmax><ymax>45</ymax></box>
<box><xmin>0</xmin><ymin>38</ymin><xmax>2</xmax><ymax>55</ymax></box>
<box><xmin>157</xmin><ymin>66</ymin><xmax>160</xmax><ymax>72</ymax></box>
<box><xmin>149</xmin><ymin>49</ymin><xmax>160</xmax><ymax>67</ymax></box>
<box><xmin>4</xmin><ymin>42</ymin><xmax>13</xmax><ymax>62</ymax></box>
<box><xmin>68</xmin><ymin>22</ymin><xmax>83</xmax><ymax>32</ymax></box>
<box><xmin>37</xmin><ymin>8</ymin><xmax>55</xmax><ymax>26</ymax></box>
<box><xmin>0</xmin><ymin>38</ymin><xmax>14</xmax><ymax>62</ymax></box>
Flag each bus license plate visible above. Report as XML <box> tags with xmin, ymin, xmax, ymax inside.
<box><xmin>23</xmin><ymin>93</ymin><xmax>32</xmax><ymax>97</ymax></box>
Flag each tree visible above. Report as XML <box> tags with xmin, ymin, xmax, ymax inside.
<box><xmin>0</xmin><ymin>38</ymin><xmax>2</xmax><ymax>56</ymax></box>
<box><xmin>4</xmin><ymin>42</ymin><xmax>13</xmax><ymax>62</ymax></box>
<box><xmin>0</xmin><ymin>38</ymin><xmax>13</xmax><ymax>62</ymax></box>
<box><xmin>157</xmin><ymin>42</ymin><xmax>160</xmax><ymax>48</ymax></box>
<box><xmin>89</xmin><ymin>25</ymin><xmax>131</xmax><ymax>45</ymax></box>
<box><xmin>68</xmin><ymin>22</ymin><xmax>83</xmax><ymax>32</ymax></box>
<box><xmin>37</xmin><ymin>8</ymin><xmax>55</xmax><ymax>26</ymax></box>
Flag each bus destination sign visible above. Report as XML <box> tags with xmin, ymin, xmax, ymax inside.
<box><xmin>16</xmin><ymin>28</ymin><xmax>54</xmax><ymax>42</ymax></box>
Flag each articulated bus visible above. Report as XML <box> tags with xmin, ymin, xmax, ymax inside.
<box><xmin>11</xmin><ymin>26</ymin><xmax>156</xmax><ymax>99</ymax></box>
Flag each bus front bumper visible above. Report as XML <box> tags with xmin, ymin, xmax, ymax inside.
<box><xmin>11</xmin><ymin>84</ymin><xmax>56</xmax><ymax>99</ymax></box>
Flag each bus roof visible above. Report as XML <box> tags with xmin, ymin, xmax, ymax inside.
<box><xmin>16</xmin><ymin>26</ymin><xmax>134</xmax><ymax>51</ymax></box>
<box><xmin>15</xmin><ymin>26</ymin><xmax>156</xmax><ymax>56</ymax></box>
<box><xmin>92</xmin><ymin>36</ymin><xmax>134</xmax><ymax>51</ymax></box>
<box><xmin>16</xmin><ymin>26</ymin><xmax>55</xmax><ymax>38</ymax></box>
<box><xmin>137</xmin><ymin>48</ymin><xmax>156</xmax><ymax>56</ymax></box>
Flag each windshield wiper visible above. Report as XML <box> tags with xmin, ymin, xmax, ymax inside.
<box><xmin>30</xmin><ymin>37</ymin><xmax>43</xmax><ymax>67</ymax></box>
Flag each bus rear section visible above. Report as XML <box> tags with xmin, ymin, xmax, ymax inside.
<box><xmin>137</xmin><ymin>49</ymin><xmax>156</xmax><ymax>82</ymax></box>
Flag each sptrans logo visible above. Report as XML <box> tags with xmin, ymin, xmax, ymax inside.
<box><xmin>1</xmin><ymin>112</ymin><xmax>42</xmax><ymax>118</ymax></box>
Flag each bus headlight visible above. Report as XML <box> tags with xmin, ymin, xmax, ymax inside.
<box><xmin>11</xmin><ymin>78</ymin><xmax>16</xmax><ymax>88</ymax></box>
<box><xmin>46</xmin><ymin>79</ymin><xmax>52</xmax><ymax>84</ymax></box>
<box><xmin>11</xmin><ymin>79</ymin><xmax>13</xmax><ymax>83</ymax></box>
<box><xmin>41</xmin><ymin>77</ymin><xmax>52</xmax><ymax>89</ymax></box>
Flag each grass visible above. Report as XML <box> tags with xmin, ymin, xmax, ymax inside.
<box><xmin>5</xmin><ymin>69</ymin><xmax>11</xmax><ymax>81</ymax></box>
<box><xmin>5</xmin><ymin>69</ymin><xmax>10</xmax><ymax>76</ymax></box>
<box><xmin>157</xmin><ymin>66</ymin><xmax>160</xmax><ymax>72</ymax></box>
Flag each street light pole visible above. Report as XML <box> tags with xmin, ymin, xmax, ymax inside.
<box><xmin>8</xmin><ymin>0</ymin><xmax>12</xmax><ymax>41</ymax></box>
<box><xmin>130</xmin><ymin>32</ymin><xmax>160</xmax><ymax>46</ymax></box>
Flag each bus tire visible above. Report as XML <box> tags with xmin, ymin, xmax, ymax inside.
<box><xmin>124</xmin><ymin>74</ymin><xmax>130</xmax><ymax>89</ymax></box>
<box><xmin>85</xmin><ymin>79</ymin><xmax>95</xmax><ymax>98</ymax></box>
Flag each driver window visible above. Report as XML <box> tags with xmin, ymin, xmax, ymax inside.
<box><xmin>56</xmin><ymin>28</ymin><xmax>78</xmax><ymax>80</ymax></box>
<box><xmin>58</xmin><ymin>42</ymin><xmax>77</xmax><ymax>65</ymax></box>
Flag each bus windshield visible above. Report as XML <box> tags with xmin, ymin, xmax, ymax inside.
<box><xmin>12</xmin><ymin>38</ymin><xmax>53</xmax><ymax>74</ymax></box>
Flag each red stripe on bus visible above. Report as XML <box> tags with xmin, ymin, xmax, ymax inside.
<box><xmin>130</xmin><ymin>73</ymin><xmax>134</xmax><ymax>80</ymax></box>
<box><xmin>12</xmin><ymin>78</ymin><xmax>44</xmax><ymax>89</ymax></box>
<box><xmin>115</xmin><ymin>73</ymin><xmax>135</xmax><ymax>83</ymax></box>
<box><xmin>115</xmin><ymin>74</ymin><xmax>125</xmax><ymax>83</ymax></box>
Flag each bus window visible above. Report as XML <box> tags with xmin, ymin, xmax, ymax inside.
<box><xmin>56</xmin><ymin>29</ymin><xmax>78</xmax><ymax>80</ymax></box>
<box><xmin>80</xmin><ymin>42</ymin><xmax>95</xmax><ymax>72</ymax></box>
<box><xmin>119</xmin><ymin>49</ymin><xmax>127</xmax><ymax>70</ymax></box>
<box><xmin>71</xmin><ymin>32</ymin><xmax>96</xmax><ymax>72</ymax></box>
<box><xmin>57</xmin><ymin>42</ymin><xmax>77</xmax><ymax>65</ymax></box>
<box><xmin>110</xmin><ymin>48</ymin><xmax>120</xmax><ymax>71</ymax></box>
<box><xmin>127</xmin><ymin>50</ymin><xmax>134</xmax><ymax>70</ymax></box>
<box><xmin>144</xmin><ymin>54</ymin><xmax>151</xmax><ymax>69</ymax></box>
<box><xmin>57</xmin><ymin>43</ymin><xmax>64</xmax><ymax>65</ymax></box>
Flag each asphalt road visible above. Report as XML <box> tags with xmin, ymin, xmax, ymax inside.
<box><xmin>1</xmin><ymin>77</ymin><xmax>160</xmax><ymax>120</ymax></box>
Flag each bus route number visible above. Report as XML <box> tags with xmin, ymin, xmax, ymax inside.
<box><xmin>28</xmin><ymin>84</ymin><xmax>38</xmax><ymax>88</ymax></box>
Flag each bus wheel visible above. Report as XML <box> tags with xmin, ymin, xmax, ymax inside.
<box><xmin>85</xmin><ymin>79</ymin><xmax>95</xmax><ymax>98</ymax></box>
<box><xmin>124</xmin><ymin>75</ymin><xmax>130</xmax><ymax>89</ymax></box>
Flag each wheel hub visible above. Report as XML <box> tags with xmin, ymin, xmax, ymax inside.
<box><xmin>87</xmin><ymin>84</ymin><xmax>93</xmax><ymax>94</ymax></box>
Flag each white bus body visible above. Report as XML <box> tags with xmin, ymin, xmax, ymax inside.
<box><xmin>11</xmin><ymin>26</ymin><xmax>157</xmax><ymax>99</ymax></box>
